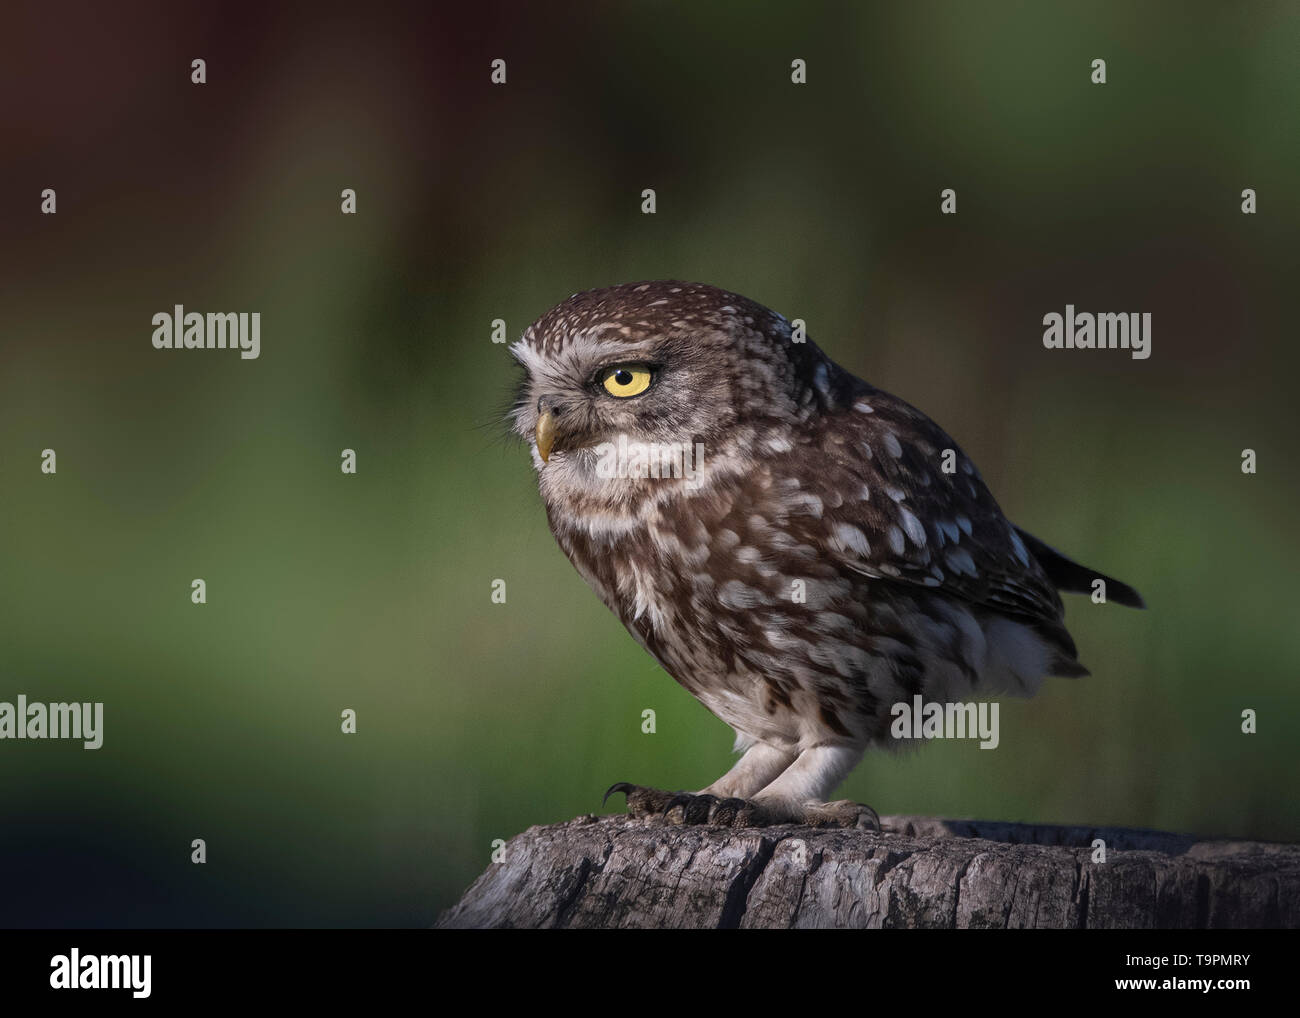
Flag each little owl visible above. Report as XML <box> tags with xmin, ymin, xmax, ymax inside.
<box><xmin>511</xmin><ymin>281</ymin><xmax>1143</xmax><ymax>830</ymax></box>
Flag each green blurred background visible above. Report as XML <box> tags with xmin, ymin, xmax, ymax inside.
<box><xmin>1</xmin><ymin>0</ymin><xmax>1296</xmax><ymax>926</ymax></box>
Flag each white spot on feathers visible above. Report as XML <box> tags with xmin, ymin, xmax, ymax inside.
<box><xmin>833</xmin><ymin>522</ymin><xmax>871</xmax><ymax>556</ymax></box>
<box><xmin>719</xmin><ymin>579</ymin><xmax>768</xmax><ymax>610</ymax></box>
<box><xmin>945</xmin><ymin>547</ymin><xmax>978</xmax><ymax>576</ymax></box>
<box><xmin>899</xmin><ymin>507</ymin><xmax>926</xmax><ymax>547</ymax></box>
<box><xmin>1009</xmin><ymin>527</ymin><xmax>1031</xmax><ymax>566</ymax></box>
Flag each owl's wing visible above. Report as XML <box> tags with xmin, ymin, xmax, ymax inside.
<box><xmin>776</xmin><ymin>387</ymin><xmax>1073</xmax><ymax>648</ymax></box>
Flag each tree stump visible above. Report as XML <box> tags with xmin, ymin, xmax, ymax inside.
<box><xmin>437</xmin><ymin>814</ymin><xmax>1300</xmax><ymax>929</ymax></box>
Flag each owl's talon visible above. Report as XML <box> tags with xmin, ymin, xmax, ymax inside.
<box><xmin>665</xmin><ymin>792</ymin><xmax>719</xmax><ymax>825</ymax></box>
<box><xmin>661</xmin><ymin>792</ymin><xmax>693</xmax><ymax>822</ymax></box>
<box><xmin>603</xmin><ymin>782</ymin><xmax>681</xmax><ymax>818</ymax></box>
<box><xmin>707</xmin><ymin>797</ymin><xmax>749</xmax><ymax>825</ymax></box>
<box><xmin>801</xmin><ymin>799</ymin><xmax>882</xmax><ymax>831</ymax></box>
<box><xmin>733</xmin><ymin>801</ymin><xmax>778</xmax><ymax>827</ymax></box>
<box><xmin>661</xmin><ymin>790</ymin><xmax>692</xmax><ymax>816</ymax></box>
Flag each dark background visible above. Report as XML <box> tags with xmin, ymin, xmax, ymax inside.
<box><xmin>1</xmin><ymin>0</ymin><xmax>1296</xmax><ymax>926</ymax></box>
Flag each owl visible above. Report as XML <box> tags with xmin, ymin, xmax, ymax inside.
<box><xmin>511</xmin><ymin>281</ymin><xmax>1143</xmax><ymax>829</ymax></box>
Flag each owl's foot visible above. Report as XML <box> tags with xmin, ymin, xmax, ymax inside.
<box><xmin>604</xmin><ymin>783</ymin><xmax>766</xmax><ymax>825</ymax></box>
<box><xmin>603</xmin><ymin>783</ymin><xmax>880</xmax><ymax>831</ymax></box>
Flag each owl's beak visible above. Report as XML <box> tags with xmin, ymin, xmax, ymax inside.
<box><xmin>535</xmin><ymin>410</ymin><xmax>556</xmax><ymax>463</ymax></box>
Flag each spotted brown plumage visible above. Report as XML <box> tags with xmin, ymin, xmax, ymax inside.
<box><xmin>511</xmin><ymin>281</ymin><xmax>1144</xmax><ymax>829</ymax></box>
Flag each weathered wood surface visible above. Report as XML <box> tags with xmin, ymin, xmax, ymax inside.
<box><xmin>437</xmin><ymin>814</ymin><xmax>1300</xmax><ymax>929</ymax></box>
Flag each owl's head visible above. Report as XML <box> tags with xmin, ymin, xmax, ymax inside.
<box><xmin>510</xmin><ymin>281</ymin><xmax>841</xmax><ymax>501</ymax></box>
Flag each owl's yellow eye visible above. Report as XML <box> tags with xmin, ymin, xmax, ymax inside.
<box><xmin>601</xmin><ymin>364</ymin><xmax>653</xmax><ymax>398</ymax></box>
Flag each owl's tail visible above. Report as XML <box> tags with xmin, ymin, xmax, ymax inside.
<box><xmin>1015</xmin><ymin>526</ymin><xmax>1147</xmax><ymax>609</ymax></box>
